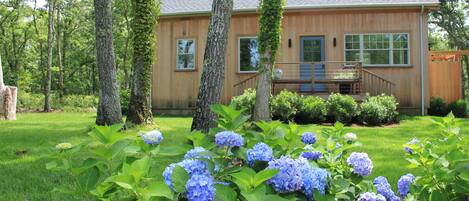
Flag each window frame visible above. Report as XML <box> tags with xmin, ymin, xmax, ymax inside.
<box><xmin>343</xmin><ymin>33</ymin><xmax>411</xmax><ymax>67</ymax></box>
<box><xmin>237</xmin><ymin>36</ymin><xmax>260</xmax><ymax>73</ymax></box>
<box><xmin>175</xmin><ymin>38</ymin><xmax>197</xmax><ymax>71</ymax></box>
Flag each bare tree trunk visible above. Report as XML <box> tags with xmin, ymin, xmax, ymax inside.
<box><xmin>44</xmin><ymin>0</ymin><xmax>55</xmax><ymax>112</ymax></box>
<box><xmin>122</xmin><ymin>5</ymin><xmax>131</xmax><ymax>90</ymax></box>
<box><xmin>56</xmin><ymin>4</ymin><xmax>64</xmax><ymax>103</ymax></box>
<box><xmin>191</xmin><ymin>0</ymin><xmax>234</xmax><ymax>132</ymax></box>
<box><xmin>0</xmin><ymin>55</ymin><xmax>17</xmax><ymax>120</ymax></box>
<box><xmin>126</xmin><ymin>0</ymin><xmax>159</xmax><ymax>126</ymax></box>
<box><xmin>94</xmin><ymin>0</ymin><xmax>123</xmax><ymax>125</ymax></box>
<box><xmin>253</xmin><ymin>50</ymin><xmax>272</xmax><ymax>121</ymax></box>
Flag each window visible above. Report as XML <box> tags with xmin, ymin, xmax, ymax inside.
<box><xmin>345</xmin><ymin>33</ymin><xmax>410</xmax><ymax>66</ymax></box>
<box><xmin>176</xmin><ymin>39</ymin><xmax>196</xmax><ymax>70</ymax></box>
<box><xmin>238</xmin><ymin>37</ymin><xmax>260</xmax><ymax>72</ymax></box>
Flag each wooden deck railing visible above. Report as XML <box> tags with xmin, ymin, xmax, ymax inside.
<box><xmin>233</xmin><ymin>61</ymin><xmax>395</xmax><ymax>97</ymax></box>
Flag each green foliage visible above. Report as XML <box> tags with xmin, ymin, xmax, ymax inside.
<box><xmin>258</xmin><ymin>0</ymin><xmax>286</xmax><ymax>64</ymax></box>
<box><xmin>295</xmin><ymin>96</ymin><xmax>327</xmax><ymax>124</ymax></box>
<box><xmin>404</xmin><ymin>113</ymin><xmax>469</xmax><ymax>200</ymax></box>
<box><xmin>231</xmin><ymin>88</ymin><xmax>256</xmax><ymax>115</ymax></box>
<box><xmin>359</xmin><ymin>94</ymin><xmax>399</xmax><ymax>126</ymax></box>
<box><xmin>327</xmin><ymin>93</ymin><xmax>359</xmax><ymax>124</ymax></box>
<box><xmin>120</xmin><ymin>89</ymin><xmax>131</xmax><ymax>115</ymax></box>
<box><xmin>18</xmin><ymin>92</ymin><xmax>98</xmax><ymax>112</ymax></box>
<box><xmin>270</xmin><ymin>90</ymin><xmax>300</xmax><ymax>121</ymax></box>
<box><xmin>428</xmin><ymin>97</ymin><xmax>449</xmax><ymax>117</ymax></box>
<box><xmin>447</xmin><ymin>99</ymin><xmax>467</xmax><ymax>118</ymax></box>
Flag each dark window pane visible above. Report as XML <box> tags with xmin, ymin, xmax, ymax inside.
<box><xmin>393</xmin><ymin>34</ymin><xmax>408</xmax><ymax>49</ymax></box>
<box><xmin>177</xmin><ymin>54</ymin><xmax>195</xmax><ymax>69</ymax></box>
<box><xmin>363</xmin><ymin>50</ymin><xmax>389</xmax><ymax>65</ymax></box>
<box><xmin>239</xmin><ymin>38</ymin><xmax>259</xmax><ymax>72</ymax></box>
<box><xmin>177</xmin><ymin>39</ymin><xmax>195</xmax><ymax>69</ymax></box>
<box><xmin>393</xmin><ymin>50</ymin><xmax>408</xmax><ymax>64</ymax></box>
<box><xmin>346</xmin><ymin>50</ymin><xmax>360</xmax><ymax>62</ymax></box>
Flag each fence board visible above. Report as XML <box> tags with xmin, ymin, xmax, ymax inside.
<box><xmin>428</xmin><ymin>51</ymin><xmax>463</xmax><ymax>103</ymax></box>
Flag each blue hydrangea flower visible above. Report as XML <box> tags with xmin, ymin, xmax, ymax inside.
<box><xmin>298</xmin><ymin>158</ymin><xmax>328</xmax><ymax>199</ymax></box>
<box><xmin>246</xmin><ymin>142</ymin><xmax>274</xmax><ymax>166</ymax></box>
<box><xmin>301</xmin><ymin>132</ymin><xmax>317</xmax><ymax>144</ymax></box>
<box><xmin>184</xmin><ymin>147</ymin><xmax>211</xmax><ymax>160</ymax></box>
<box><xmin>398</xmin><ymin>174</ymin><xmax>414</xmax><ymax>197</ymax></box>
<box><xmin>301</xmin><ymin>151</ymin><xmax>323</xmax><ymax>160</ymax></box>
<box><xmin>215</xmin><ymin>131</ymin><xmax>244</xmax><ymax>148</ymax></box>
<box><xmin>404</xmin><ymin>138</ymin><xmax>419</xmax><ymax>154</ymax></box>
<box><xmin>162</xmin><ymin>159</ymin><xmax>210</xmax><ymax>190</ymax></box>
<box><xmin>358</xmin><ymin>192</ymin><xmax>386</xmax><ymax>201</ymax></box>
<box><xmin>141</xmin><ymin>130</ymin><xmax>163</xmax><ymax>145</ymax></box>
<box><xmin>346</xmin><ymin>152</ymin><xmax>373</xmax><ymax>177</ymax></box>
<box><xmin>186</xmin><ymin>174</ymin><xmax>215</xmax><ymax>201</ymax></box>
<box><xmin>374</xmin><ymin>176</ymin><xmax>400</xmax><ymax>201</ymax></box>
<box><xmin>266</xmin><ymin>156</ymin><xmax>304</xmax><ymax>193</ymax></box>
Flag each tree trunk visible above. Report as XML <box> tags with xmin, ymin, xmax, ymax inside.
<box><xmin>0</xmin><ymin>55</ymin><xmax>17</xmax><ymax>120</ymax></box>
<box><xmin>126</xmin><ymin>0</ymin><xmax>159</xmax><ymax>126</ymax></box>
<box><xmin>464</xmin><ymin>56</ymin><xmax>469</xmax><ymax>99</ymax></box>
<box><xmin>253</xmin><ymin>50</ymin><xmax>272</xmax><ymax>121</ymax></box>
<box><xmin>56</xmin><ymin>5</ymin><xmax>64</xmax><ymax>103</ymax></box>
<box><xmin>191</xmin><ymin>0</ymin><xmax>234</xmax><ymax>132</ymax></box>
<box><xmin>94</xmin><ymin>0</ymin><xmax>123</xmax><ymax>125</ymax></box>
<box><xmin>122</xmin><ymin>6</ymin><xmax>131</xmax><ymax>90</ymax></box>
<box><xmin>44</xmin><ymin>0</ymin><xmax>55</xmax><ymax>112</ymax></box>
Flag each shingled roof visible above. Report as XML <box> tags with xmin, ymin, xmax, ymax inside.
<box><xmin>161</xmin><ymin>0</ymin><xmax>439</xmax><ymax>16</ymax></box>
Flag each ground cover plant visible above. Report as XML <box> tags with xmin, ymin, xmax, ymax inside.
<box><xmin>39</xmin><ymin>106</ymin><xmax>469</xmax><ymax>200</ymax></box>
<box><xmin>0</xmin><ymin>112</ymin><xmax>468</xmax><ymax>200</ymax></box>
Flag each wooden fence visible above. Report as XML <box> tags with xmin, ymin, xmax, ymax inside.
<box><xmin>428</xmin><ymin>51</ymin><xmax>468</xmax><ymax>103</ymax></box>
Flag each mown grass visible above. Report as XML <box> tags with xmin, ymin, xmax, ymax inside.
<box><xmin>0</xmin><ymin>112</ymin><xmax>467</xmax><ymax>200</ymax></box>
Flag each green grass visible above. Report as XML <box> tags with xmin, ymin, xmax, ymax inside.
<box><xmin>0</xmin><ymin>112</ymin><xmax>467</xmax><ymax>200</ymax></box>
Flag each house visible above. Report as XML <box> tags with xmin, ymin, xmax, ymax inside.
<box><xmin>152</xmin><ymin>0</ymin><xmax>440</xmax><ymax>115</ymax></box>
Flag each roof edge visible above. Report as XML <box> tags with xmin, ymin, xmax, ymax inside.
<box><xmin>161</xmin><ymin>2</ymin><xmax>439</xmax><ymax>17</ymax></box>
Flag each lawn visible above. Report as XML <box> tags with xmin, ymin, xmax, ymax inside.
<box><xmin>0</xmin><ymin>112</ymin><xmax>467</xmax><ymax>200</ymax></box>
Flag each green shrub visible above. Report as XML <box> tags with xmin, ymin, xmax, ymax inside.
<box><xmin>120</xmin><ymin>89</ymin><xmax>131</xmax><ymax>115</ymax></box>
<box><xmin>448</xmin><ymin>99</ymin><xmax>467</xmax><ymax>118</ymax></box>
<box><xmin>295</xmin><ymin>96</ymin><xmax>327</xmax><ymax>124</ymax></box>
<box><xmin>360</xmin><ymin>94</ymin><xmax>399</xmax><ymax>125</ymax></box>
<box><xmin>270</xmin><ymin>90</ymin><xmax>300</xmax><ymax>121</ymax></box>
<box><xmin>231</xmin><ymin>88</ymin><xmax>256</xmax><ymax>115</ymax></box>
<box><xmin>17</xmin><ymin>92</ymin><xmax>98</xmax><ymax>112</ymax></box>
<box><xmin>428</xmin><ymin>97</ymin><xmax>448</xmax><ymax>116</ymax></box>
<box><xmin>327</xmin><ymin>93</ymin><xmax>358</xmax><ymax>124</ymax></box>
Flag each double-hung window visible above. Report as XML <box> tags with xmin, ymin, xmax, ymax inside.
<box><xmin>238</xmin><ymin>37</ymin><xmax>260</xmax><ymax>72</ymax></box>
<box><xmin>176</xmin><ymin>39</ymin><xmax>196</xmax><ymax>70</ymax></box>
<box><xmin>345</xmin><ymin>33</ymin><xmax>410</xmax><ymax>66</ymax></box>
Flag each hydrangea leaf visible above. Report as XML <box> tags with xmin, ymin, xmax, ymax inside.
<box><xmin>253</xmin><ymin>169</ymin><xmax>278</xmax><ymax>188</ymax></box>
<box><xmin>146</xmin><ymin>181</ymin><xmax>173</xmax><ymax>199</ymax></box>
<box><xmin>215</xmin><ymin>184</ymin><xmax>237</xmax><ymax>201</ymax></box>
<box><xmin>171</xmin><ymin>165</ymin><xmax>190</xmax><ymax>193</ymax></box>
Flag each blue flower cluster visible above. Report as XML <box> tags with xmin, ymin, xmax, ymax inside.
<box><xmin>266</xmin><ymin>156</ymin><xmax>304</xmax><ymax>193</ymax></box>
<box><xmin>215</xmin><ymin>131</ymin><xmax>244</xmax><ymax>148</ymax></box>
<box><xmin>397</xmin><ymin>174</ymin><xmax>414</xmax><ymax>197</ymax></box>
<box><xmin>404</xmin><ymin>138</ymin><xmax>419</xmax><ymax>154</ymax></box>
<box><xmin>301</xmin><ymin>132</ymin><xmax>317</xmax><ymax>144</ymax></box>
<box><xmin>358</xmin><ymin>192</ymin><xmax>386</xmax><ymax>201</ymax></box>
<box><xmin>346</xmin><ymin>152</ymin><xmax>373</xmax><ymax>177</ymax></box>
<box><xmin>163</xmin><ymin>159</ymin><xmax>210</xmax><ymax>190</ymax></box>
<box><xmin>141</xmin><ymin>130</ymin><xmax>163</xmax><ymax>145</ymax></box>
<box><xmin>186</xmin><ymin>174</ymin><xmax>215</xmax><ymax>201</ymax></box>
<box><xmin>299</xmin><ymin>158</ymin><xmax>328</xmax><ymax>199</ymax></box>
<box><xmin>184</xmin><ymin>147</ymin><xmax>211</xmax><ymax>160</ymax></box>
<box><xmin>373</xmin><ymin>176</ymin><xmax>400</xmax><ymax>201</ymax></box>
<box><xmin>301</xmin><ymin>151</ymin><xmax>323</xmax><ymax>160</ymax></box>
<box><xmin>246</xmin><ymin>143</ymin><xmax>273</xmax><ymax>166</ymax></box>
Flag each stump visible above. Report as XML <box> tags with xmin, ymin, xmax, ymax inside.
<box><xmin>0</xmin><ymin>86</ymin><xmax>17</xmax><ymax>120</ymax></box>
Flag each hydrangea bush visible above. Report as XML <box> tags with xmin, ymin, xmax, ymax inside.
<box><xmin>46</xmin><ymin>105</ymin><xmax>466</xmax><ymax>201</ymax></box>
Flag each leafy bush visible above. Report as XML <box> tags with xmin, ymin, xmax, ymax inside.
<box><xmin>120</xmin><ymin>89</ymin><xmax>130</xmax><ymax>115</ymax></box>
<box><xmin>47</xmin><ymin>104</ymin><xmax>464</xmax><ymax>200</ymax></box>
<box><xmin>360</xmin><ymin>94</ymin><xmax>399</xmax><ymax>125</ymax></box>
<box><xmin>270</xmin><ymin>90</ymin><xmax>301</xmax><ymax>121</ymax></box>
<box><xmin>428</xmin><ymin>97</ymin><xmax>448</xmax><ymax>116</ymax></box>
<box><xmin>447</xmin><ymin>99</ymin><xmax>467</xmax><ymax>118</ymax></box>
<box><xmin>403</xmin><ymin>113</ymin><xmax>468</xmax><ymax>200</ymax></box>
<box><xmin>295</xmin><ymin>96</ymin><xmax>327</xmax><ymax>124</ymax></box>
<box><xmin>18</xmin><ymin>92</ymin><xmax>98</xmax><ymax>112</ymax></box>
<box><xmin>327</xmin><ymin>93</ymin><xmax>358</xmax><ymax>124</ymax></box>
<box><xmin>230</xmin><ymin>88</ymin><xmax>256</xmax><ymax>115</ymax></box>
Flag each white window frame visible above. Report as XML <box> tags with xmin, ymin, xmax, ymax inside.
<box><xmin>238</xmin><ymin>36</ymin><xmax>259</xmax><ymax>73</ymax></box>
<box><xmin>176</xmin><ymin>38</ymin><xmax>196</xmax><ymax>70</ymax></box>
<box><xmin>344</xmin><ymin>33</ymin><xmax>411</xmax><ymax>67</ymax></box>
